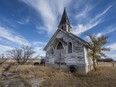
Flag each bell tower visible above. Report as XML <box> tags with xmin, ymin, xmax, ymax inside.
<box><xmin>58</xmin><ymin>9</ymin><xmax>71</xmax><ymax>33</ymax></box>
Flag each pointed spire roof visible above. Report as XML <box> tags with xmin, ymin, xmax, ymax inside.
<box><xmin>58</xmin><ymin>8</ymin><xmax>71</xmax><ymax>27</ymax></box>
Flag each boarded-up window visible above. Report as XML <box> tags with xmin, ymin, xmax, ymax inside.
<box><xmin>68</xmin><ymin>42</ymin><xmax>72</xmax><ymax>53</ymax></box>
<box><xmin>57</xmin><ymin>42</ymin><xmax>63</xmax><ymax>50</ymax></box>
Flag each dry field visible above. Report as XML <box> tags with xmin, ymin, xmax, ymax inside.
<box><xmin>41</xmin><ymin>62</ymin><xmax>116</xmax><ymax>87</ymax></box>
<box><xmin>0</xmin><ymin>62</ymin><xmax>116</xmax><ymax>87</ymax></box>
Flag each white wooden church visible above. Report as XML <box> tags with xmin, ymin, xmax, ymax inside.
<box><xmin>44</xmin><ymin>9</ymin><xmax>93</xmax><ymax>74</ymax></box>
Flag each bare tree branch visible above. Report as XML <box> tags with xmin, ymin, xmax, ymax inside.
<box><xmin>7</xmin><ymin>45</ymin><xmax>35</xmax><ymax>64</ymax></box>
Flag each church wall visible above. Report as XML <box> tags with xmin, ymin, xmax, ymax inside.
<box><xmin>56</xmin><ymin>31</ymin><xmax>85</xmax><ymax>65</ymax></box>
<box><xmin>45</xmin><ymin>31</ymin><xmax>92</xmax><ymax>74</ymax></box>
<box><xmin>83</xmin><ymin>47</ymin><xmax>93</xmax><ymax>72</ymax></box>
<box><xmin>45</xmin><ymin>31</ymin><xmax>67</xmax><ymax>64</ymax></box>
<box><xmin>45</xmin><ymin>46</ymin><xmax>55</xmax><ymax>64</ymax></box>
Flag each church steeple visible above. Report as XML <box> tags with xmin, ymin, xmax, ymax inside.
<box><xmin>58</xmin><ymin>9</ymin><xmax>71</xmax><ymax>32</ymax></box>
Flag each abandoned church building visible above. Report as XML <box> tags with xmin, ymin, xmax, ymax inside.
<box><xmin>44</xmin><ymin>9</ymin><xmax>93</xmax><ymax>74</ymax></box>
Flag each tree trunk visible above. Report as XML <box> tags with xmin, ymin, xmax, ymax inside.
<box><xmin>92</xmin><ymin>57</ymin><xmax>97</xmax><ymax>71</ymax></box>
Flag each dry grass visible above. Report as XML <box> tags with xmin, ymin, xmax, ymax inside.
<box><xmin>40</xmin><ymin>62</ymin><xmax>116</xmax><ymax>87</ymax></box>
<box><xmin>9</xmin><ymin>65</ymin><xmax>70</xmax><ymax>79</ymax></box>
<box><xmin>1</xmin><ymin>62</ymin><xmax>116</xmax><ymax>87</ymax></box>
<box><xmin>0</xmin><ymin>82</ymin><xmax>4</xmax><ymax>87</ymax></box>
<box><xmin>98</xmin><ymin>62</ymin><xmax>116</xmax><ymax>67</ymax></box>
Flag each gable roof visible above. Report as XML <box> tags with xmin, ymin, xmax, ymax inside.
<box><xmin>43</xmin><ymin>29</ymin><xmax>60</xmax><ymax>50</ymax></box>
<box><xmin>43</xmin><ymin>28</ymin><xmax>89</xmax><ymax>50</ymax></box>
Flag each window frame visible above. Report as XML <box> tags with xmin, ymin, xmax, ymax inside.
<box><xmin>51</xmin><ymin>48</ymin><xmax>54</xmax><ymax>54</ymax></box>
<box><xmin>68</xmin><ymin>42</ymin><xmax>73</xmax><ymax>53</ymax></box>
<box><xmin>56</xmin><ymin>42</ymin><xmax>64</xmax><ymax>50</ymax></box>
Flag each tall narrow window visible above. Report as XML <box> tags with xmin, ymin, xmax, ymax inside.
<box><xmin>57</xmin><ymin>42</ymin><xmax>63</xmax><ymax>50</ymax></box>
<box><xmin>68</xmin><ymin>42</ymin><xmax>72</xmax><ymax>53</ymax></box>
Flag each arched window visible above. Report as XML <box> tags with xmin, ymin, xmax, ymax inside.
<box><xmin>57</xmin><ymin>42</ymin><xmax>63</xmax><ymax>50</ymax></box>
<box><xmin>68</xmin><ymin>42</ymin><xmax>72</xmax><ymax>53</ymax></box>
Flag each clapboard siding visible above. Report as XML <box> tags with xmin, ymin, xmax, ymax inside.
<box><xmin>45</xmin><ymin>31</ymin><xmax>85</xmax><ymax>65</ymax></box>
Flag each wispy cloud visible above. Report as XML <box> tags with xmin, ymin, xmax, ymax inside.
<box><xmin>72</xmin><ymin>5</ymin><xmax>112</xmax><ymax>36</ymax></box>
<box><xmin>21</xmin><ymin>0</ymin><xmax>71</xmax><ymax>35</ymax></box>
<box><xmin>0</xmin><ymin>44</ymin><xmax>13</xmax><ymax>54</ymax></box>
<box><xmin>0</xmin><ymin>26</ymin><xmax>47</xmax><ymax>56</ymax></box>
<box><xmin>75</xmin><ymin>5</ymin><xmax>93</xmax><ymax>19</ymax></box>
<box><xmin>36</xmin><ymin>26</ymin><xmax>47</xmax><ymax>34</ymax></box>
<box><xmin>0</xmin><ymin>26</ymin><xmax>30</xmax><ymax>45</ymax></box>
<box><xmin>33</xmin><ymin>41</ymin><xmax>46</xmax><ymax>56</ymax></box>
<box><xmin>96</xmin><ymin>25</ymin><xmax>116</xmax><ymax>37</ymax></box>
<box><xmin>107</xmin><ymin>43</ymin><xmax>116</xmax><ymax>51</ymax></box>
<box><xmin>72</xmin><ymin>20</ymin><xmax>101</xmax><ymax>36</ymax></box>
<box><xmin>17</xmin><ymin>18</ymin><xmax>30</xmax><ymax>25</ymax></box>
<box><xmin>106</xmin><ymin>43</ymin><xmax>116</xmax><ymax>59</ymax></box>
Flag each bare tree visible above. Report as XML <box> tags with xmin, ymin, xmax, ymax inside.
<box><xmin>8</xmin><ymin>45</ymin><xmax>35</xmax><ymax>64</ymax></box>
<box><xmin>0</xmin><ymin>54</ymin><xmax>8</xmax><ymax>65</ymax></box>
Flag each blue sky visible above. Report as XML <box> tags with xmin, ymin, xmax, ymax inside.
<box><xmin>0</xmin><ymin>0</ymin><xmax>116</xmax><ymax>59</ymax></box>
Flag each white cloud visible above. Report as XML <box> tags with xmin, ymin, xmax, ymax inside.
<box><xmin>33</xmin><ymin>41</ymin><xmax>46</xmax><ymax>56</ymax></box>
<box><xmin>22</xmin><ymin>0</ymin><xmax>112</xmax><ymax>36</ymax></box>
<box><xmin>72</xmin><ymin>5</ymin><xmax>112</xmax><ymax>36</ymax></box>
<box><xmin>104</xmin><ymin>51</ymin><xmax>116</xmax><ymax>60</ymax></box>
<box><xmin>21</xmin><ymin>0</ymin><xmax>71</xmax><ymax>35</ymax></box>
<box><xmin>105</xmin><ymin>43</ymin><xmax>116</xmax><ymax>60</ymax></box>
<box><xmin>96</xmin><ymin>33</ymin><xmax>102</xmax><ymax>38</ymax></box>
<box><xmin>0</xmin><ymin>25</ymin><xmax>46</xmax><ymax>56</ymax></box>
<box><xmin>33</xmin><ymin>41</ymin><xmax>46</xmax><ymax>47</ymax></box>
<box><xmin>96</xmin><ymin>25</ymin><xmax>116</xmax><ymax>37</ymax></box>
<box><xmin>107</xmin><ymin>43</ymin><xmax>116</xmax><ymax>51</ymax></box>
<box><xmin>103</xmin><ymin>28</ymin><xmax>116</xmax><ymax>35</ymax></box>
<box><xmin>36</xmin><ymin>26</ymin><xmax>47</xmax><ymax>34</ymax></box>
<box><xmin>0</xmin><ymin>44</ymin><xmax>13</xmax><ymax>54</ymax></box>
<box><xmin>72</xmin><ymin>20</ymin><xmax>101</xmax><ymax>36</ymax></box>
<box><xmin>0</xmin><ymin>26</ymin><xmax>30</xmax><ymax>45</ymax></box>
<box><xmin>94</xmin><ymin>5</ymin><xmax>112</xmax><ymax>19</ymax></box>
<box><xmin>17</xmin><ymin>18</ymin><xmax>30</xmax><ymax>25</ymax></box>
<box><xmin>75</xmin><ymin>5</ymin><xmax>93</xmax><ymax>19</ymax></box>
<box><xmin>34</xmin><ymin>47</ymin><xmax>45</xmax><ymax>57</ymax></box>
<box><xmin>84</xmin><ymin>36</ymin><xmax>91</xmax><ymax>42</ymax></box>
